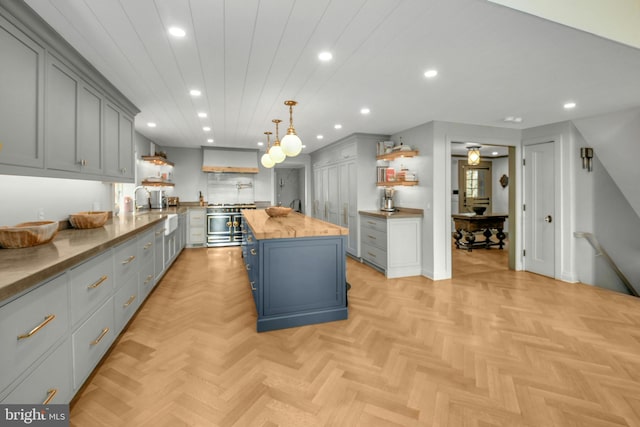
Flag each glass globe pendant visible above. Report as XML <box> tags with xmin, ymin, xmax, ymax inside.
<box><xmin>281</xmin><ymin>100</ymin><xmax>302</xmax><ymax>157</ymax></box>
<box><xmin>269</xmin><ymin>119</ymin><xmax>286</xmax><ymax>163</ymax></box>
<box><xmin>260</xmin><ymin>131</ymin><xmax>275</xmax><ymax>168</ymax></box>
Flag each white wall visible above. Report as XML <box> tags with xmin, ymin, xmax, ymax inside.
<box><xmin>0</xmin><ymin>175</ymin><xmax>112</xmax><ymax>225</ymax></box>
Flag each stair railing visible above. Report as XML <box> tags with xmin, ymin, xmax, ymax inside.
<box><xmin>574</xmin><ymin>231</ymin><xmax>638</xmax><ymax>297</ymax></box>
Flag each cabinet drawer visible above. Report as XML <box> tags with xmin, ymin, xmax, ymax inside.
<box><xmin>362</xmin><ymin>243</ymin><xmax>387</xmax><ymax>268</ymax></box>
<box><xmin>137</xmin><ymin>229</ymin><xmax>155</xmax><ymax>265</ymax></box>
<box><xmin>189</xmin><ymin>210</ymin><xmax>205</xmax><ymax>222</ymax></box>
<box><xmin>70</xmin><ymin>251</ymin><xmax>113</xmax><ymax>326</ymax></box>
<box><xmin>0</xmin><ymin>274</ymin><xmax>69</xmax><ymax>392</ymax></box>
<box><xmin>2</xmin><ymin>339</ymin><xmax>72</xmax><ymax>405</ymax></box>
<box><xmin>72</xmin><ymin>297</ymin><xmax>115</xmax><ymax>389</ymax></box>
<box><xmin>189</xmin><ymin>228</ymin><xmax>205</xmax><ymax>243</ymax></box>
<box><xmin>361</xmin><ymin>216</ymin><xmax>387</xmax><ymax>233</ymax></box>
<box><xmin>114</xmin><ymin>237</ymin><xmax>138</xmax><ymax>284</ymax></box>
<box><xmin>361</xmin><ymin>228</ymin><xmax>386</xmax><ymax>250</ymax></box>
<box><xmin>139</xmin><ymin>261</ymin><xmax>155</xmax><ymax>300</ymax></box>
<box><xmin>114</xmin><ymin>272</ymin><xmax>139</xmax><ymax>334</ymax></box>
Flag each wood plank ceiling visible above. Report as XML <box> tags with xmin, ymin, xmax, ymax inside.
<box><xmin>24</xmin><ymin>0</ymin><xmax>640</xmax><ymax>151</ymax></box>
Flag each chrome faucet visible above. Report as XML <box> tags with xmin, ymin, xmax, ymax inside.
<box><xmin>133</xmin><ymin>186</ymin><xmax>150</xmax><ymax>210</ymax></box>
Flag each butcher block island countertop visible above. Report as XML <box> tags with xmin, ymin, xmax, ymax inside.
<box><xmin>242</xmin><ymin>209</ymin><xmax>348</xmax><ymax>240</ymax></box>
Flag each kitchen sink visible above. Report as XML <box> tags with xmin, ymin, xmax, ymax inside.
<box><xmin>164</xmin><ymin>214</ymin><xmax>178</xmax><ymax>235</ymax></box>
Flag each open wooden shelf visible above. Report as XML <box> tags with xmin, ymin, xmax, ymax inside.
<box><xmin>376</xmin><ymin>150</ymin><xmax>419</xmax><ymax>161</ymax></box>
<box><xmin>376</xmin><ymin>181</ymin><xmax>419</xmax><ymax>187</ymax></box>
<box><xmin>141</xmin><ymin>180</ymin><xmax>175</xmax><ymax>187</ymax></box>
<box><xmin>141</xmin><ymin>155</ymin><xmax>174</xmax><ymax>167</ymax></box>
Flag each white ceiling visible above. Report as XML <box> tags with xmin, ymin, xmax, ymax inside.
<box><xmin>24</xmin><ymin>0</ymin><xmax>640</xmax><ymax>153</ymax></box>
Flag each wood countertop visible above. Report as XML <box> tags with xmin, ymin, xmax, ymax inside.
<box><xmin>359</xmin><ymin>207</ymin><xmax>424</xmax><ymax>219</ymax></box>
<box><xmin>243</xmin><ymin>209</ymin><xmax>348</xmax><ymax>240</ymax></box>
<box><xmin>0</xmin><ymin>209</ymin><xmax>186</xmax><ymax>303</ymax></box>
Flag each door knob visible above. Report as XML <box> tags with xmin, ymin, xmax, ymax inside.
<box><xmin>544</xmin><ymin>215</ymin><xmax>552</xmax><ymax>223</ymax></box>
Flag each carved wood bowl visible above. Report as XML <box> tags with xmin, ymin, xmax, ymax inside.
<box><xmin>69</xmin><ymin>211</ymin><xmax>109</xmax><ymax>229</ymax></box>
<box><xmin>265</xmin><ymin>206</ymin><xmax>292</xmax><ymax>217</ymax></box>
<box><xmin>0</xmin><ymin>221</ymin><xmax>59</xmax><ymax>248</ymax></box>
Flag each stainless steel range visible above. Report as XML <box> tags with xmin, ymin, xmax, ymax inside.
<box><xmin>206</xmin><ymin>203</ymin><xmax>256</xmax><ymax>247</ymax></box>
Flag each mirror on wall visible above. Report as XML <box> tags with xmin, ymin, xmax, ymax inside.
<box><xmin>458</xmin><ymin>160</ymin><xmax>492</xmax><ymax>213</ymax></box>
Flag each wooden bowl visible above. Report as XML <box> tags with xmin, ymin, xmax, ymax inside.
<box><xmin>69</xmin><ymin>211</ymin><xmax>109</xmax><ymax>229</ymax></box>
<box><xmin>0</xmin><ymin>221</ymin><xmax>59</xmax><ymax>248</ymax></box>
<box><xmin>473</xmin><ymin>206</ymin><xmax>487</xmax><ymax>215</ymax></box>
<box><xmin>265</xmin><ymin>206</ymin><xmax>292</xmax><ymax>217</ymax></box>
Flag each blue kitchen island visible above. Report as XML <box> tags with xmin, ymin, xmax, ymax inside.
<box><xmin>241</xmin><ymin>209</ymin><xmax>348</xmax><ymax>332</ymax></box>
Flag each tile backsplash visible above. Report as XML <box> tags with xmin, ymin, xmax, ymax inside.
<box><xmin>206</xmin><ymin>173</ymin><xmax>255</xmax><ymax>205</ymax></box>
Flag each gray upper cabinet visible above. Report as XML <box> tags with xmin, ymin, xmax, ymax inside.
<box><xmin>0</xmin><ymin>1</ymin><xmax>139</xmax><ymax>182</ymax></box>
<box><xmin>0</xmin><ymin>15</ymin><xmax>44</xmax><ymax>169</ymax></box>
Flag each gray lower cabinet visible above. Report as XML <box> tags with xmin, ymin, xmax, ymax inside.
<box><xmin>0</xmin><ymin>217</ymin><xmax>184</xmax><ymax>404</ymax></box>
<box><xmin>0</xmin><ymin>14</ymin><xmax>44</xmax><ymax>169</ymax></box>
<box><xmin>244</xmin><ymin>225</ymin><xmax>347</xmax><ymax>332</ymax></box>
<box><xmin>154</xmin><ymin>224</ymin><xmax>165</xmax><ymax>282</ymax></box>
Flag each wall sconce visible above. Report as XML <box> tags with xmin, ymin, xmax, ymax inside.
<box><xmin>467</xmin><ymin>147</ymin><xmax>480</xmax><ymax>165</ymax></box>
<box><xmin>580</xmin><ymin>147</ymin><xmax>594</xmax><ymax>172</ymax></box>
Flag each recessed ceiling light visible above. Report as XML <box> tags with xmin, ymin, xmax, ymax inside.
<box><xmin>424</xmin><ymin>69</ymin><xmax>438</xmax><ymax>78</ymax></box>
<box><xmin>360</xmin><ymin>108</ymin><xmax>370</xmax><ymax>115</ymax></box>
<box><xmin>190</xmin><ymin>89</ymin><xmax>201</xmax><ymax>97</ymax></box>
<box><xmin>318</xmin><ymin>51</ymin><xmax>333</xmax><ymax>61</ymax></box>
<box><xmin>564</xmin><ymin>102</ymin><xmax>576</xmax><ymax>109</ymax></box>
<box><xmin>207</xmin><ymin>138</ymin><xmax>214</xmax><ymax>143</ymax></box>
<box><xmin>147</xmin><ymin>122</ymin><xmax>156</xmax><ymax>128</ymax></box>
<box><xmin>197</xmin><ymin>112</ymin><xmax>207</xmax><ymax>118</ymax></box>
<box><xmin>202</xmin><ymin>126</ymin><xmax>211</xmax><ymax>132</ymax></box>
<box><xmin>503</xmin><ymin>116</ymin><xmax>523</xmax><ymax>123</ymax></box>
<box><xmin>302</xmin><ymin>145</ymin><xmax>306</xmax><ymax>149</ymax></box>
<box><xmin>334</xmin><ymin>124</ymin><xmax>342</xmax><ymax>129</ymax></box>
<box><xmin>168</xmin><ymin>27</ymin><xmax>186</xmax><ymax>38</ymax></box>
<box><xmin>317</xmin><ymin>135</ymin><xmax>324</xmax><ymax>140</ymax></box>
<box><xmin>492</xmin><ymin>151</ymin><xmax>499</xmax><ymax>156</ymax></box>
<box><xmin>257</xmin><ymin>142</ymin><xmax>264</xmax><ymax>146</ymax></box>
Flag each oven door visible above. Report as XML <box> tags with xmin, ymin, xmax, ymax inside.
<box><xmin>231</xmin><ymin>213</ymin><xmax>244</xmax><ymax>243</ymax></box>
<box><xmin>207</xmin><ymin>213</ymin><xmax>233</xmax><ymax>246</ymax></box>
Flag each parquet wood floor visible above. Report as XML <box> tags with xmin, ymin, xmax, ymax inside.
<box><xmin>70</xmin><ymin>245</ymin><xmax>640</xmax><ymax>426</ymax></box>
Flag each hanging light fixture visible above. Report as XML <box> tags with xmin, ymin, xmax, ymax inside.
<box><xmin>260</xmin><ymin>131</ymin><xmax>275</xmax><ymax>168</ymax></box>
<box><xmin>467</xmin><ymin>147</ymin><xmax>480</xmax><ymax>165</ymax></box>
<box><xmin>269</xmin><ymin>119</ymin><xmax>286</xmax><ymax>164</ymax></box>
<box><xmin>281</xmin><ymin>100</ymin><xmax>302</xmax><ymax>156</ymax></box>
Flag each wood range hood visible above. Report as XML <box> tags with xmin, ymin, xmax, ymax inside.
<box><xmin>202</xmin><ymin>148</ymin><xmax>259</xmax><ymax>174</ymax></box>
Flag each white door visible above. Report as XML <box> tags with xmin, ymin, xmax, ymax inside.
<box><xmin>523</xmin><ymin>142</ymin><xmax>555</xmax><ymax>277</ymax></box>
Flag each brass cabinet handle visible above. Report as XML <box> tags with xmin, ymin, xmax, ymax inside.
<box><xmin>43</xmin><ymin>388</ymin><xmax>58</xmax><ymax>405</ymax></box>
<box><xmin>247</xmin><ymin>236</ymin><xmax>253</xmax><ymax>242</ymax></box>
<box><xmin>121</xmin><ymin>255</ymin><xmax>136</xmax><ymax>264</ymax></box>
<box><xmin>368</xmin><ymin>235</ymin><xmax>376</xmax><ymax>240</ymax></box>
<box><xmin>250</xmin><ymin>281</ymin><xmax>257</xmax><ymax>291</ymax></box>
<box><xmin>80</xmin><ymin>159</ymin><xmax>87</xmax><ymax>166</ymax></box>
<box><xmin>17</xmin><ymin>314</ymin><xmax>55</xmax><ymax>340</ymax></box>
<box><xmin>87</xmin><ymin>275</ymin><xmax>108</xmax><ymax>289</ymax></box>
<box><xmin>90</xmin><ymin>327</ymin><xmax>110</xmax><ymax>346</ymax></box>
<box><xmin>143</xmin><ymin>242</ymin><xmax>152</xmax><ymax>250</ymax></box>
<box><xmin>246</xmin><ymin>264</ymin><xmax>251</xmax><ymax>271</ymax></box>
<box><xmin>242</xmin><ymin>229</ymin><xmax>247</xmax><ymax>234</ymax></box>
<box><xmin>367</xmin><ymin>252</ymin><xmax>376</xmax><ymax>258</ymax></box>
<box><xmin>121</xmin><ymin>167</ymin><xmax>127</xmax><ymax>174</ymax></box>
<box><xmin>155</xmin><ymin>230</ymin><xmax>163</xmax><ymax>236</ymax></box>
<box><xmin>250</xmin><ymin>248</ymin><xmax>257</xmax><ymax>256</ymax></box>
<box><xmin>123</xmin><ymin>295</ymin><xmax>136</xmax><ymax>307</ymax></box>
<box><xmin>144</xmin><ymin>274</ymin><xmax>153</xmax><ymax>285</ymax></box>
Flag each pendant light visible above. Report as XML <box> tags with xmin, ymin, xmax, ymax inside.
<box><xmin>281</xmin><ymin>100</ymin><xmax>302</xmax><ymax>156</ymax></box>
<box><xmin>269</xmin><ymin>119</ymin><xmax>286</xmax><ymax>164</ymax></box>
<box><xmin>260</xmin><ymin>131</ymin><xmax>275</xmax><ymax>168</ymax></box>
<box><xmin>467</xmin><ymin>147</ymin><xmax>480</xmax><ymax>165</ymax></box>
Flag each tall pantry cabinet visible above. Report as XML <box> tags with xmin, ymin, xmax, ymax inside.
<box><xmin>311</xmin><ymin>133</ymin><xmax>387</xmax><ymax>257</ymax></box>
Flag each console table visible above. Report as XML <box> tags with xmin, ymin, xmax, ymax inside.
<box><xmin>452</xmin><ymin>214</ymin><xmax>508</xmax><ymax>251</ymax></box>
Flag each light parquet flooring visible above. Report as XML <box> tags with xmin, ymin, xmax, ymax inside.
<box><xmin>70</xmin><ymin>245</ymin><xmax>640</xmax><ymax>426</ymax></box>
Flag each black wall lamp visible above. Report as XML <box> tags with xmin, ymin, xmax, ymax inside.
<box><xmin>580</xmin><ymin>147</ymin><xmax>594</xmax><ymax>172</ymax></box>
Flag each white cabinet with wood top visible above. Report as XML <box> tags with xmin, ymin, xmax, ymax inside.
<box><xmin>187</xmin><ymin>207</ymin><xmax>206</xmax><ymax>247</ymax></box>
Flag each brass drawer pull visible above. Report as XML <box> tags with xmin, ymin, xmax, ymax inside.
<box><xmin>90</xmin><ymin>327</ymin><xmax>110</xmax><ymax>346</ymax></box>
<box><xmin>43</xmin><ymin>388</ymin><xmax>58</xmax><ymax>405</ymax></box>
<box><xmin>246</xmin><ymin>264</ymin><xmax>251</xmax><ymax>271</ymax></box>
<box><xmin>17</xmin><ymin>314</ymin><xmax>56</xmax><ymax>340</ymax></box>
<box><xmin>123</xmin><ymin>295</ymin><xmax>136</xmax><ymax>307</ymax></box>
<box><xmin>143</xmin><ymin>242</ymin><xmax>153</xmax><ymax>249</ymax></box>
<box><xmin>247</xmin><ymin>236</ymin><xmax>253</xmax><ymax>242</ymax></box>
<box><xmin>87</xmin><ymin>275</ymin><xmax>108</xmax><ymax>289</ymax></box>
<box><xmin>250</xmin><ymin>281</ymin><xmax>257</xmax><ymax>291</ymax></box>
<box><xmin>367</xmin><ymin>252</ymin><xmax>376</xmax><ymax>258</ymax></box>
<box><xmin>250</xmin><ymin>248</ymin><xmax>257</xmax><ymax>256</ymax></box>
<box><xmin>121</xmin><ymin>255</ymin><xmax>136</xmax><ymax>264</ymax></box>
<box><xmin>368</xmin><ymin>235</ymin><xmax>376</xmax><ymax>239</ymax></box>
<box><xmin>144</xmin><ymin>274</ymin><xmax>153</xmax><ymax>284</ymax></box>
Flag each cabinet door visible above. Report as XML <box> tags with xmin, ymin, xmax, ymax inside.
<box><xmin>339</xmin><ymin>160</ymin><xmax>358</xmax><ymax>255</ymax></box>
<box><xmin>0</xmin><ymin>16</ymin><xmax>44</xmax><ymax>169</ymax></box>
<box><xmin>45</xmin><ymin>56</ymin><xmax>80</xmax><ymax>172</ymax></box>
<box><xmin>326</xmin><ymin>164</ymin><xmax>339</xmax><ymax>225</ymax></box>
<box><xmin>119</xmin><ymin>114</ymin><xmax>134</xmax><ymax>179</ymax></box>
<box><xmin>154</xmin><ymin>225</ymin><xmax>164</xmax><ymax>282</ymax></box>
<box><xmin>103</xmin><ymin>103</ymin><xmax>120</xmax><ymax>177</ymax></box>
<box><xmin>77</xmin><ymin>82</ymin><xmax>103</xmax><ymax>174</ymax></box>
